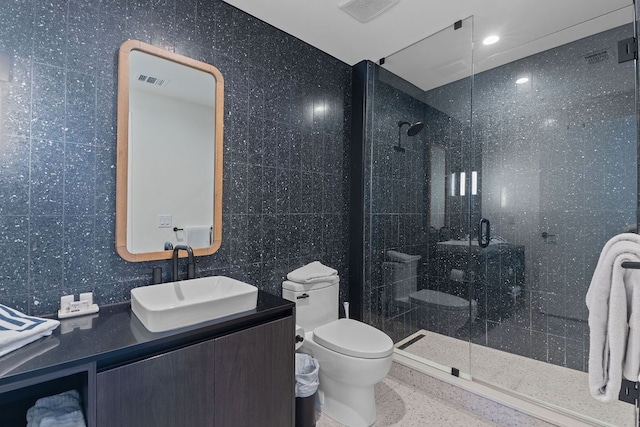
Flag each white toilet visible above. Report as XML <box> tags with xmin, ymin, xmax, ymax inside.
<box><xmin>282</xmin><ymin>276</ymin><xmax>394</xmax><ymax>427</ymax></box>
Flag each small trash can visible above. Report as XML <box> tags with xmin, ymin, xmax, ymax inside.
<box><xmin>295</xmin><ymin>353</ymin><xmax>319</xmax><ymax>427</ymax></box>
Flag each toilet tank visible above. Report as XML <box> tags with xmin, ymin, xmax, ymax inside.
<box><xmin>282</xmin><ymin>278</ymin><xmax>339</xmax><ymax>331</ymax></box>
<box><xmin>384</xmin><ymin>258</ymin><xmax>420</xmax><ymax>301</ymax></box>
<box><xmin>385</xmin><ymin>251</ymin><xmax>421</xmax><ymax>301</ymax></box>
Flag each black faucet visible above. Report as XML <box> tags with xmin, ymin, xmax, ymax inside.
<box><xmin>172</xmin><ymin>245</ymin><xmax>195</xmax><ymax>281</ymax></box>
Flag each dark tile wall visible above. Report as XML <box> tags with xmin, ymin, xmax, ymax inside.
<box><xmin>363</xmin><ymin>65</ymin><xmax>480</xmax><ymax>344</ymax></box>
<box><xmin>0</xmin><ymin>0</ymin><xmax>352</xmax><ymax>316</ymax></box>
<box><xmin>363</xmin><ymin>64</ymin><xmax>447</xmax><ymax>341</ymax></box>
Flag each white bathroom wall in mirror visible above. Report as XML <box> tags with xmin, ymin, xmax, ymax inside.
<box><xmin>128</xmin><ymin>50</ymin><xmax>214</xmax><ymax>253</ymax></box>
<box><xmin>116</xmin><ymin>40</ymin><xmax>224</xmax><ymax>262</ymax></box>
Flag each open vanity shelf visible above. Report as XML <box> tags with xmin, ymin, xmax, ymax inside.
<box><xmin>0</xmin><ymin>364</ymin><xmax>94</xmax><ymax>426</ymax></box>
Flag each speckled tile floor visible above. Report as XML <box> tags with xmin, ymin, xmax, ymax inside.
<box><xmin>397</xmin><ymin>330</ymin><xmax>635</xmax><ymax>427</ymax></box>
<box><xmin>315</xmin><ymin>375</ymin><xmax>498</xmax><ymax>427</ymax></box>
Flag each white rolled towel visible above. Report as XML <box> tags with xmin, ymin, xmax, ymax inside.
<box><xmin>39</xmin><ymin>410</ymin><xmax>86</xmax><ymax>427</ymax></box>
<box><xmin>27</xmin><ymin>390</ymin><xmax>86</xmax><ymax>427</ymax></box>
<box><xmin>287</xmin><ymin>261</ymin><xmax>338</xmax><ymax>284</ymax></box>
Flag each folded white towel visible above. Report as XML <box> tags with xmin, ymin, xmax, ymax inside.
<box><xmin>287</xmin><ymin>261</ymin><xmax>338</xmax><ymax>283</ymax></box>
<box><xmin>27</xmin><ymin>390</ymin><xmax>86</xmax><ymax>427</ymax></box>
<box><xmin>586</xmin><ymin>233</ymin><xmax>640</xmax><ymax>402</ymax></box>
<box><xmin>185</xmin><ymin>225</ymin><xmax>212</xmax><ymax>248</ymax></box>
<box><xmin>0</xmin><ymin>305</ymin><xmax>60</xmax><ymax>357</ymax></box>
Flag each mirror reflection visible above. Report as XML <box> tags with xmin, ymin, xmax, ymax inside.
<box><xmin>116</xmin><ymin>40</ymin><xmax>224</xmax><ymax>262</ymax></box>
<box><xmin>429</xmin><ymin>143</ymin><xmax>447</xmax><ymax>229</ymax></box>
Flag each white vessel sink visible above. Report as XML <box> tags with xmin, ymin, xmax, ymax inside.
<box><xmin>131</xmin><ymin>276</ymin><xmax>258</xmax><ymax>332</ymax></box>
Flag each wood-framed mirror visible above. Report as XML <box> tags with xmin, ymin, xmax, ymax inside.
<box><xmin>115</xmin><ymin>40</ymin><xmax>224</xmax><ymax>262</ymax></box>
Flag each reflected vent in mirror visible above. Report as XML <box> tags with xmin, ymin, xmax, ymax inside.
<box><xmin>136</xmin><ymin>74</ymin><xmax>170</xmax><ymax>87</ymax></box>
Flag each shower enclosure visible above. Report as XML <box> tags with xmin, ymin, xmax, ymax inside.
<box><xmin>355</xmin><ymin>3</ymin><xmax>638</xmax><ymax>425</ymax></box>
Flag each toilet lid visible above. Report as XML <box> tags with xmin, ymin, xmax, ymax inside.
<box><xmin>410</xmin><ymin>289</ymin><xmax>470</xmax><ymax>311</ymax></box>
<box><xmin>313</xmin><ymin>319</ymin><xmax>393</xmax><ymax>359</ymax></box>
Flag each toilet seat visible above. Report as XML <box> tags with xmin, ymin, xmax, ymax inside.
<box><xmin>410</xmin><ymin>289</ymin><xmax>474</xmax><ymax>311</ymax></box>
<box><xmin>313</xmin><ymin>318</ymin><xmax>393</xmax><ymax>359</ymax></box>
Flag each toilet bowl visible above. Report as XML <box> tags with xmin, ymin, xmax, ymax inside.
<box><xmin>385</xmin><ymin>250</ymin><xmax>476</xmax><ymax>335</ymax></box>
<box><xmin>410</xmin><ymin>289</ymin><xmax>477</xmax><ymax>336</ymax></box>
<box><xmin>283</xmin><ymin>277</ymin><xmax>393</xmax><ymax>427</ymax></box>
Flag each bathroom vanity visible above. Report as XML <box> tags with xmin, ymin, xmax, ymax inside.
<box><xmin>0</xmin><ymin>291</ymin><xmax>295</xmax><ymax>427</ymax></box>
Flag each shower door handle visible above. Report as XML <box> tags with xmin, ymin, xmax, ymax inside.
<box><xmin>478</xmin><ymin>218</ymin><xmax>490</xmax><ymax>248</ymax></box>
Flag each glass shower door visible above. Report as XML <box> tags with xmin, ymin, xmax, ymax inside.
<box><xmin>371</xmin><ymin>17</ymin><xmax>475</xmax><ymax>376</ymax></box>
<box><xmin>468</xmin><ymin>5</ymin><xmax>638</xmax><ymax>425</ymax></box>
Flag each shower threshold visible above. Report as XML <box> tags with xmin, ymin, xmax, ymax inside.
<box><xmin>394</xmin><ymin>330</ymin><xmax>633</xmax><ymax>427</ymax></box>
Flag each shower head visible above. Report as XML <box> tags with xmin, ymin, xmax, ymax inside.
<box><xmin>407</xmin><ymin>121</ymin><xmax>424</xmax><ymax>136</ymax></box>
<box><xmin>395</xmin><ymin>120</ymin><xmax>424</xmax><ymax>153</ymax></box>
<box><xmin>397</xmin><ymin>120</ymin><xmax>424</xmax><ymax>136</ymax></box>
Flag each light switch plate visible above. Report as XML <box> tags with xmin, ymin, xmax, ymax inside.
<box><xmin>158</xmin><ymin>214</ymin><xmax>172</xmax><ymax>228</ymax></box>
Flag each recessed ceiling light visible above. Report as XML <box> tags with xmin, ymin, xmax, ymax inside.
<box><xmin>516</xmin><ymin>77</ymin><xmax>529</xmax><ymax>84</ymax></box>
<box><xmin>483</xmin><ymin>35</ymin><xmax>500</xmax><ymax>45</ymax></box>
<box><xmin>314</xmin><ymin>105</ymin><xmax>326</xmax><ymax>113</ymax></box>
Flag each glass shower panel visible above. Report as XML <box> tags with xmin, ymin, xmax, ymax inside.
<box><xmin>467</xmin><ymin>7</ymin><xmax>637</xmax><ymax>426</ymax></box>
<box><xmin>364</xmin><ymin>17</ymin><xmax>474</xmax><ymax>375</ymax></box>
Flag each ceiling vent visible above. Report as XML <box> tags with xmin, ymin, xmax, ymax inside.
<box><xmin>338</xmin><ymin>0</ymin><xmax>399</xmax><ymax>23</ymax></box>
<box><xmin>583</xmin><ymin>50</ymin><xmax>611</xmax><ymax>65</ymax></box>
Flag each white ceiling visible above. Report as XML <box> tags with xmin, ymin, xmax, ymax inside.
<box><xmin>222</xmin><ymin>0</ymin><xmax>633</xmax><ymax>91</ymax></box>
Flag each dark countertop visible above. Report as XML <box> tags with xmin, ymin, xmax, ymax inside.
<box><xmin>0</xmin><ymin>291</ymin><xmax>295</xmax><ymax>387</ymax></box>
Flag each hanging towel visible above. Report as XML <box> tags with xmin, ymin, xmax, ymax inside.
<box><xmin>185</xmin><ymin>225</ymin><xmax>212</xmax><ymax>248</ymax></box>
<box><xmin>0</xmin><ymin>305</ymin><xmax>59</xmax><ymax>358</ymax></box>
<box><xmin>586</xmin><ymin>233</ymin><xmax>640</xmax><ymax>402</ymax></box>
<box><xmin>287</xmin><ymin>261</ymin><xmax>338</xmax><ymax>284</ymax></box>
<box><xmin>26</xmin><ymin>389</ymin><xmax>86</xmax><ymax>427</ymax></box>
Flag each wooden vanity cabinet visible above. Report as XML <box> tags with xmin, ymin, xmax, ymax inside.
<box><xmin>213</xmin><ymin>315</ymin><xmax>294</xmax><ymax>426</ymax></box>
<box><xmin>96</xmin><ymin>316</ymin><xmax>294</xmax><ymax>427</ymax></box>
<box><xmin>96</xmin><ymin>339</ymin><xmax>216</xmax><ymax>426</ymax></box>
